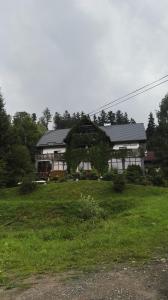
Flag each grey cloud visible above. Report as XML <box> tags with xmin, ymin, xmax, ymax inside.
<box><xmin>0</xmin><ymin>0</ymin><xmax>168</xmax><ymax>125</ymax></box>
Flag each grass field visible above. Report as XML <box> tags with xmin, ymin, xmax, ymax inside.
<box><xmin>0</xmin><ymin>180</ymin><xmax>168</xmax><ymax>286</ymax></box>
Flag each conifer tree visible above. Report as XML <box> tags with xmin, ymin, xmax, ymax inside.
<box><xmin>0</xmin><ymin>91</ymin><xmax>11</xmax><ymax>158</ymax></box>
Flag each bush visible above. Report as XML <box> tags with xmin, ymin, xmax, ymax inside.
<box><xmin>76</xmin><ymin>194</ymin><xmax>104</xmax><ymax>220</ymax></box>
<box><xmin>140</xmin><ymin>176</ymin><xmax>152</xmax><ymax>186</ymax></box>
<box><xmin>113</xmin><ymin>174</ymin><xmax>126</xmax><ymax>193</ymax></box>
<box><xmin>86</xmin><ymin>169</ymin><xmax>99</xmax><ymax>180</ymax></box>
<box><xmin>151</xmin><ymin>174</ymin><xmax>165</xmax><ymax>187</ymax></box>
<box><xmin>19</xmin><ymin>176</ymin><xmax>37</xmax><ymax>194</ymax></box>
<box><xmin>102</xmin><ymin>169</ymin><xmax>117</xmax><ymax>181</ymax></box>
<box><xmin>77</xmin><ymin>169</ymin><xmax>99</xmax><ymax>180</ymax></box>
<box><xmin>126</xmin><ymin>165</ymin><xmax>143</xmax><ymax>184</ymax></box>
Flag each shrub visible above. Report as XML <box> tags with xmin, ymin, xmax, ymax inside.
<box><xmin>86</xmin><ymin>169</ymin><xmax>99</xmax><ymax>180</ymax></box>
<box><xmin>113</xmin><ymin>174</ymin><xmax>126</xmax><ymax>193</ymax></box>
<box><xmin>126</xmin><ymin>165</ymin><xmax>143</xmax><ymax>184</ymax></box>
<box><xmin>151</xmin><ymin>174</ymin><xmax>165</xmax><ymax>187</ymax></box>
<box><xmin>76</xmin><ymin>194</ymin><xmax>104</xmax><ymax>220</ymax></box>
<box><xmin>19</xmin><ymin>176</ymin><xmax>37</xmax><ymax>194</ymax></box>
<box><xmin>140</xmin><ymin>176</ymin><xmax>152</xmax><ymax>186</ymax></box>
<box><xmin>79</xmin><ymin>170</ymin><xmax>87</xmax><ymax>180</ymax></box>
<box><xmin>102</xmin><ymin>169</ymin><xmax>117</xmax><ymax>181</ymax></box>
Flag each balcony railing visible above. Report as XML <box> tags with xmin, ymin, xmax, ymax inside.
<box><xmin>35</xmin><ymin>153</ymin><xmax>65</xmax><ymax>161</ymax></box>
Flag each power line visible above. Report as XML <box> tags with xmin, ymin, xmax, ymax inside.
<box><xmin>89</xmin><ymin>74</ymin><xmax>168</xmax><ymax>116</ymax></box>
<box><xmin>89</xmin><ymin>79</ymin><xmax>168</xmax><ymax>116</ymax></box>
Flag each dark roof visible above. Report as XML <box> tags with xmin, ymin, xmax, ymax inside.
<box><xmin>36</xmin><ymin>123</ymin><xmax>146</xmax><ymax>147</ymax></box>
<box><xmin>100</xmin><ymin>123</ymin><xmax>146</xmax><ymax>143</ymax></box>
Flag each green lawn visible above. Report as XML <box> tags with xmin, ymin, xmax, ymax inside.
<box><xmin>0</xmin><ymin>181</ymin><xmax>168</xmax><ymax>285</ymax></box>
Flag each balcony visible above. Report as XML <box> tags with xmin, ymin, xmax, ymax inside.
<box><xmin>35</xmin><ymin>153</ymin><xmax>65</xmax><ymax>161</ymax></box>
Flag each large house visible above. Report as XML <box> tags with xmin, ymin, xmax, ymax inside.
<box><xmin>36</xmin><ymin>122</ymin><xmax>146</xmax><ymax>178</ymax></box>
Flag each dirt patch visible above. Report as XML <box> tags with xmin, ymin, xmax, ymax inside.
<box><xmin>0</xmin><ymin>260</ymin><xmax>168</xmax><ymax>300</ymax></box>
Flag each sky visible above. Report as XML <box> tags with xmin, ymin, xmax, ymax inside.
<box><xmin>0</xmin><ymin>0</ymin><xmax>168</xmax><ymax>125</ymax></box>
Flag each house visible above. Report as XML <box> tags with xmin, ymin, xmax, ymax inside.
<box><xmin>36</xmin><ymin>122</ymin><xmax>146</xmax><ymax>178</ymax></box>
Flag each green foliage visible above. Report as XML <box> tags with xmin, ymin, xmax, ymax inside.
<box><xmin>126</xmin><ymin>165</ymin><xmax>143</xmax><ymax>183</ymax></box>
<box><xmin>19</xmin><ymin>176</ymin><xmax>37</xmax><ymax>194</ymax></box>
<box><xmin>0</xmin><ymin>159</ymin><xmax>7</xmax><ymax>187</ymax></box>
<box><xmin>86</xmin><ymin>169</ymin><xmax>99</xmax><ymax>180</ymax></box>
<box><xmin>64</xmin><ymin>117</ymin><xmax>111</xmax><ymax>174</ymax></box>
<box><xmin>39</xmin><ymin>107</ymin><xmax>52</xmax><ymax>130</ymax></box>
<box><xmin>78</xmin><ymin>169</ymin><xmax>99</xmax><ymax>180</ymax></box>
<box><xmin>0</xmin><ymin>92</ymin><xmax>11</xmax><ymax>159</ymax></box>
<box><xmin>154</xmin><ymin>94</ymin><xmax>168</xmax><ymax>171</ymax></box>
<box><xmin>12</xmin><ymin>111</ymin><xmax>45</xmax><ymax>159</ymax></box>
<box><xmin>75</xmin><ymin>194</ymin><xmax>104</xmax><ymax>220</ymax></box>
<box><xmin>6</xmin><ymin>145</ymin><xmax>33</xmax><ymax>186</ymax></box>
<box><xmin>113</xmin><ymin>174</ymin><xmax>126</xmax><ymax>193</ymax></box>
<box><xmin>102</xmin><ymin>169</ymin><xmax>117</xmax><ymax>181</ymax></box>
<box><xmin>146</xmin><ymin>112</ymin><xmax>156</xmax><ymax>150</ymax></box>
<box><xmin>151</xmin><ymin>174</ymin><xmax>165</xmax><ymax>187</ymax></box>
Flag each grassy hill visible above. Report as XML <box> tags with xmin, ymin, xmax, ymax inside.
<box><xmin>0</xmin><ymin>181</ymin><xmax>168</xmax><ymax>285</ymax></box>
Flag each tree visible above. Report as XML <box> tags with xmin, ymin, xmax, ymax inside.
<box><xmin>146</xmin><ymin>113</ymin><xmax>155</xmax><ymax>138</ymax></box>
<box><xmin>12</xmin><ymin>111</ymin><xmax>45</xmax><ymax>159</ymax></box>
<box><xmin>0</xmin><ymin>91</ymin><xmax>11</xmax><ymax>159</ymax></box>
<box><xmin>130</xmin><ymin>118</ymin><xmax>136</xmax><ymax>124</ymax></box>
<box><xmin>6</xmin><ymin>145</ymin><xmax>33</xmax><ymax>186</ymax></box>
<box><xmin>31</xmin><ymin>113</ymin><xmax>37</xmax><ymax>123</ymax></box>
<box><xmin>157</xmin><ymin>94</ymin><xmax>168</xmax><ymax>125</ymax></box>
<box><xmin>146</xmin><ymin>113</ymin><xmax>156</xmax><ymax>151</ymax></box>
<box><xmin>155</xmin><ymin>94</ymin><xmax>168</xmax><ymax>175</ymax></box>
<box><xmin>115</xmin><ymin>110</ymin><xmax>124</xmax><ymax>124</ymax></box>
<box><xmin>97</xmin><ymin>110</ymin><xmax>107</xmax><ymax>125</ymax></box>
<box><xmin>107</xmin><ymin>111</ymin><xmax>116</xmax><ymax>125</ymax></box>
<box><xmin>39</xmin><ymin>107</ymin><xmax>52</xmax><ymax>129</ymax></box>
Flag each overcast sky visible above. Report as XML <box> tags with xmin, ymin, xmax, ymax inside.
<box><xmin>0</xmin><ymin>0</ymin><xmax>168</xmax><ymax>125</ymax></box>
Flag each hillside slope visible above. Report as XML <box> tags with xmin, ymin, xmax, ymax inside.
<box><xmin>0</xmin><ymin>181</ymin><xmax>168</xmax><ymax>285</ymax></box>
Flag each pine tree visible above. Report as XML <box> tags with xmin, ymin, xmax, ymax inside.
<box><xmin>155</xmin><ymin>94</ymin><xmax>168</xmax><ymax>175</ymax></box>
<box><xmin>107</xmin><ymin>111</ymin><xmax>115</xmax><ymax>125</ymax></box>
<box><xmin>146</xmin><ymin>113</ymin><xmax>155</xmax><ymax>139</ymax></box>
<box><xmin>146</xmin><ymin>112</ymin><xmax>156</xmax><ymax>150</ymax></box>
<box><xmin>97</xmin><ymin>110</ymin><xmax>107</xmax><ymax>125</ymax></box>
<box><xmin>39</xmin><ymin>107</ymin><xmax>52</xmax><ymax>129</ymax></box>
<box><xmin>0</xmin><ymin>92</ymin><xmax>11</xmax><ymax>158</ymax></box>
<box><xmin>116</xmin><ymin>110</ymin><xmax>124</xmax><ymax>124</ymax></box>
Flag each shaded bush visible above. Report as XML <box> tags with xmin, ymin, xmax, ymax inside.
<box><xmin>102</xmin><ymin>169</ymin><xmax>117</xmax><ymax>181</ymax></box>
<box><xmin>76</xmin><ymin>169</ymin><xmax>99</xmax><ymax>180</ymax></box>
<box><xmin>140</xmin><ymin>176</ymin><xmax>152</xmax><ymax>186</ymax></box>
<box><xmin>151</xmin><ymin>174</ymin><xmax>165</xmax><ymax>187</ymax></box>
<box><xmin>19</xmin><ymin>176</ymin><xmax>37</xmax><ymax>194</ymax></box>
<box><xmin>126</xmin><ymin>165</ymin><xmax>143</xmax><ymax>184</ymax></box>
<box><xmin>113</xmin><ymin>174</ymin><xmax>126</xmax><ymax>193</ymax></box>
<box><xmin>86</xmin><ymin>169</ymin><xmax>99</xmax><ymax>180</ymax></box>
